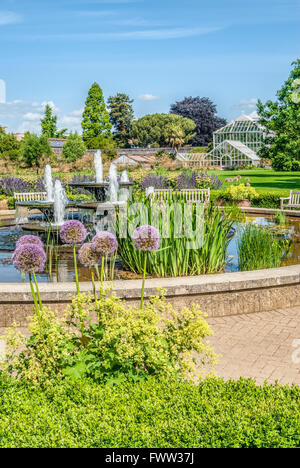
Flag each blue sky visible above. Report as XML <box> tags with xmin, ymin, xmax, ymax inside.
<box><xmin>0</xmin><ymin>0</ymin><xmax>299</xmax><ymax>133</ymax></box>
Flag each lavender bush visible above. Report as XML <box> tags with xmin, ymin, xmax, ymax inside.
<box><xmin>140</xmin><ymin>175</ymin><xmax>170</xmax><ymax>191</ymax></box>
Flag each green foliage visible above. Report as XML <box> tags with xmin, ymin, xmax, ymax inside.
<box><xmin>238</xmin><ymin>225</ymin><xmax>292</xmax><ymax>271</ymax></box>
<box><xmin>107</xmin><ymin>93</ymin><xmax>134</xmax><ymax>147</ymax></box>
<box><xmin>130</xmin><ymin>113</ymin><xmax>196</xmax><ymax>148</ymax></box>
<box><xmin>82</xmin><ymin>82</ymin><xmax>112</xmax><ymax>145</ymax></box>
<box><xmin>257</xmin><ymin>60</ymin><xmax>300</xmax><ymax>171</ymax></box>
<box><xmin>87</xmin><ymin>135</ymin><xmax>117</xmax><ymax>159</ymax></box>
<box><xmin>164</xmin><ymin>123</ymin><xmax>186</xmax><ymax>153</ymax></box>
<box><xmin>117</xmin><ymin>200</ymin><xmax>232</xmax><ymax>276</ymax></box>
<box><xmin>0</xmin><ymin>129</ymin><xmax>21</xmax><ymax>161</ymax></box>
<box><xmin>251</xmin><ymin>191</ymin><xmax>284</xmax><ymax>209</ymax></box>
<box><xmin>224</xmin><ymin>183</ymin><xmax>259</xmax><ymax>201</ymax></box>
<box><xmin>62</xmin><ymin>132</ymin><xmax>86</xmax><ymax>162</ymax></box>
<box><xmin>190</xmin><ymin>146</ymin><xmax>207</xmax><ymax>153</ymax></box>
<box><xmin>41</xmin><ymin>104</ymin><xmax>67</xmax><ymax>138</ymax></box>
<box><xmin>0</xmin><ymin>375</ymin><xmax>299</xmax><ymax>448</ymax></box>
<box><xmin>3</xmin><ymin>291</ymin><xmax>215</xmax><ymax>386</ymax></box>
<box><xmin>21</xmin><ymin>133</ymin><xmax>53</xmax><ymax>168</ymax></box>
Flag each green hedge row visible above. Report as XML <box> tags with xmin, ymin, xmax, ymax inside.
<box><xmin>1</xmin><ymin>375</ymin><xmax>299</xmax><ymax>448</ymax></box>
<box><xmin>211</xmin><ymin>190</ymin><xmax>287</xmax><ymax>209</ymax></box>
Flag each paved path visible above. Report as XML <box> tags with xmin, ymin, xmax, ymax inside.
<box><xmin>207</xmin><ymin>306</ymin><xmax>300</xmax><ymax>386</ymax></box>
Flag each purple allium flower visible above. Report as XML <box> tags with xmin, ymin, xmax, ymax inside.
<box><xmin>245</xmin><ymin>177</ymin><xmax>250</xmax><ymax>183</ymax></box>
<box><xmin>12</xmin><ymin>244</ymin><xmax>46</xmax><ymax>274</ymax></box>
<box><xmin>132</xmin><ymin>225</ymin><xmax>161</xmax><ymax>252</ymax></box>
<box><xmin>92</xmin><ymin>231</ymin><xmax>118</xmax><ymax>256</ymax></box>
<box><xmin>16</xmin><ymin>235</ymin><xmax>44</xmax><ymax>250</ymax></box>
<box><xmin>78</xmin><ymin>243</ymin><xmax>100</xmax><ymax>268</ymax></box>
<box><xmin>60</xmin><ymin>220</ymin><xmax>87</xmax><ymax>244</ymax></box>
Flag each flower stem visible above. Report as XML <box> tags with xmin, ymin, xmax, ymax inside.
<box><xmin>91</xmin><ymin>268</ymin><xmax>99</xmax><ymax>310</ymax></box>
<box><xmin>73</xmin><ymin>244</ymin><xmax>80</xmax><ymax>296</ymax></box>
<box><xmin>33</xmin><ymin>272</ymin><xmax>43</xmax><ymax>311</ymax></box>
<box><xmin>73</xmin><ymin>244</ymin><xmax>84</xmax><ymax>337</ymax></box>
<box><xmin>29</xmin><ymin>273</ymin><xmax>47</xmax><ymax>353</ymax></box>
<box><xmin>100</xmin><ymin>256</ymin><xmax>104</xmax><ymax>300</ymax></box>
<box><xmin>141</xmin><ymin>253</ymin><xmax>147</xmax><ymax>310</ymax></box>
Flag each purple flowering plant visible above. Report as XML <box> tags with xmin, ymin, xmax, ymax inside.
<box><xmin>132</xmin><ymin>225</ymin><xmax>161</xmax><ymax>309</ymax></box>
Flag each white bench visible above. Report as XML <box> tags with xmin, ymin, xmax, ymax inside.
<box><xmin>280</xmin><ymin>191</ymin><xmax>300</xmax><ymax>210</ymax></box>
<box><xmin>151</xmin><ymin>188</ymin><xmax>210</xmax><ymax>204</ymax></box>
<box><xmin>14</xmin><ymin>192</ymin><xmax>47</xmax><ymax>202</ymax></box>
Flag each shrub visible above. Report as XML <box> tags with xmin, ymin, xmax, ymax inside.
<box><xmin>140</xmin><ymin>174</ymin><xmax>170</xmax><ymax>191</ymax></box>
<box><xmin>251</xmin><ymin>192</ymin><xmax>285</xmax><ymax>209</ymax></box>
<box><xmin>0</xmin><ymin>376</ymin><xmax>299</xmax><ymax>448</ymax></box>
<box><xmin>62</xmin><ymin>132</ymin><xmax>86</xmax><ymax>162</ymax></box>
<box><xmin>3</xmin><ymin>291</ymin><xmax>216</xmax><ymax>386</ymax></box>
<box><xmin>225</xmin><ymin>183</ymin><xmax>259</xmax><ymax>201</ymax></box>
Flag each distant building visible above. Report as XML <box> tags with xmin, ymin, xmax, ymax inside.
<box><xmin>48</xmin><ymin>138</ymin><xmax>67</xmax><ymax>156</ymax></box>
<box><xmin>204</xmin><ymin>114</ymin><xmax>267</xmax><ymax>167</ymax></box>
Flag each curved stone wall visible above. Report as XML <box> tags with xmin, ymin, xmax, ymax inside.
<box><xmin>1</xmin><ymin>265</ymin><xmax>300</xmax><ymax>327</ymax></box>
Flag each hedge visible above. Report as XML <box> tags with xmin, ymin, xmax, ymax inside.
<box><xmin>211</xmin><ymin>190</ymin><xmax>288</xmax><ymax>209</ymax></box>
<box><xmin>0</xmin><ymin>375</ymin><xmax>299</xmax><ymax>448</ymax></box>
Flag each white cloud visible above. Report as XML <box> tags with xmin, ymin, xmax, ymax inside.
<box><xmin>23</xmin><ymin>112</ymin><xmax>42</xmax><ymax>121</ymax></box>
<box><xmin>0</xmin><ymin>11</ymin><xmax>21</xmax><ymax>26</ymax></box>
<box><xmin>137</xmin><ymin>94</ymin><xmax>161</xmax><ymax>101</ymax></box>
<box><xmin>41</xmin><ymin>101</ymin><xmax>60</xmax><ymax>113</ymax></box>
<box><xmin>236</xmin><ymin>98</ymin><xmax>258</xmax><ymax>110</ymax></box>
<box><xmin>24</xmin><ymin>26</ymin><xmax>224</xmax><ymax>41</ymax></box>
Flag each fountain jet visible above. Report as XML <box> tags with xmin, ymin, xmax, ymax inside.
<box><xmin>44</xmin><ymin>165</ymin><xmax>54</xmax><ymax>202</ymax></box>
<box><xmin>54</xmin><ymin>180</ymin><xmax>67</xmax><ymax>225</ymax></box>
<box><xmin>109</xmin><ymin>164</ymin><xmax>119</xmax><ymax>203</ymax></box>
<box><xmin>94</xmin><ymin>150</ymin><xmax>103</xmax><ymax>184</ymax></box>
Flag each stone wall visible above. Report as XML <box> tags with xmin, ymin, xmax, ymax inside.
<box><xmin>0</xmin><ymin>265</ymin><xmax>300</xmax><ymax>328</ymax></box>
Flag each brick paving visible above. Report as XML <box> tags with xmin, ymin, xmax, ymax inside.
<box><xmin>207</xmin><ymin>306</ymin><xmax>300</xmax><ymax>386</ymax></box>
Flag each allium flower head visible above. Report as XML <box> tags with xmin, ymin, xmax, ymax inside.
<box><xmin>132</xmin><ymin>225</ymin><xmax>161</xmax><ymax>252</ymax></box>
<box><xmin>60</xmin><ymin>220</ymin><xmax>87</xmax><ymax>244</ymax></box>
<box><xmin>12</xmin><ymin>244</ymin><xmax>46</xmax><ymax>274</ymax></box>
<box><xmin>78</xmin><ymin>243</ymin><xmax>100</xmax><ymax>268</ymax></box>
<box><xmin>16</xmin><ymin>235</ymin><xmax>44</xmax><ymax>250</ymax></box>
<box><xmin>92</xmin><ymin>231</ymin><xmax>118</xmax><ymax>256</ymax></box>
<box><xmin>245</xmin><ymin>177</ymin><xmax>250</xmax><ymax>183</ymax></box>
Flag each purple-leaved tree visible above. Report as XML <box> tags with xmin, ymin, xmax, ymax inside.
<box><xmin>170</xmin><ymin>97</ymin><xmax>227</xmax><ymax>147</ymax></box>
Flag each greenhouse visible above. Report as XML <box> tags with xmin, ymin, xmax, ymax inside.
<box><xmin>205</xmin><ymin>114</ymin><xmax>264</xmax><ymax>168</ymax></box>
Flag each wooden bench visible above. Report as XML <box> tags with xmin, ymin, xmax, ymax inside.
<box><xmin>151</xmin><ymin>188</ymin><xmax>210</xmax><ymax>204</ymax></box>
<box><xmin>280</xmin><ymin>191</ymin><xmax>300</xmax><ymax>210</ymax></box>
<box><xmin>14</xmin><ymin>192</ymin><xmax>47</xmax><ymax>202</ymax></box>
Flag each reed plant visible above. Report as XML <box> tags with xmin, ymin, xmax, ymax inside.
<box><xmin>117</xmin><ymin>199</ymin><xmax>232</xmax><ymax>277</ymax></box>
<box><xmin>238</xmin><ymin>224</ymin><xmax>292</xmax><ymax>271</ymax></box>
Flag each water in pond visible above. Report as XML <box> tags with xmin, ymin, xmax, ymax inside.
<box><xmin>0</xmin><ymin>215</ymin><xmax>299</xmax><ymax>283</ymax></box>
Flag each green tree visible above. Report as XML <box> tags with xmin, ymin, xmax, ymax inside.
<box><xmin>0</xmin><ymin>129</ymin><xmax>21</xmax><ymax>161</ymax></box>
<box><xmin>107</xmin><ymin>93</ymin><xmax>134</xmax><ymax>147</ymax></box>
<box><xmin>130</xmin><ymin>113</ymin><xmax>196</xmax><ymax>148</ymax></box>
<box><xmin>22</xmin><ymin>133</ymin><xmax>53</xmax><ymax>169</ymax></box>
<box><xmin>81</xmin><ymin>83</ymin><xmax>112</xmax><ymax>147</ymax></box>
<box><xmin>257</xmin><ymin>60</ymin><xmax>300</xmax><ymax>171</ymax></box>
<box><xmin>164</xmin><ymin>124</ymin><xmax>186</xmax><ymax>153</ymax></box>
<box><xmin>41</xmin><ymin>104</ymin><xmax>67</xmax><ymax>138</ymax></box>
<box><xmin>62</xmin><ymin>132</ymin><xmax>86</xmax><ymax>162</ymax></box>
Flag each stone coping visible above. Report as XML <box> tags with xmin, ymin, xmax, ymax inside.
<box><xmin>0</xmin><ymin>264</ymin><xmax>299</xmax><ymax>304</ymax></box>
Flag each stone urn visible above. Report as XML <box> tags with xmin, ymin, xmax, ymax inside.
<box><xmin>237</xmin><ymin>199</ymin><xmax>251</xmax><ymax>207</ymax></box>
<box><xmin>0</xmin><ymin>199</ymin><xmax>9</xmax><ymax>210</ymax></box>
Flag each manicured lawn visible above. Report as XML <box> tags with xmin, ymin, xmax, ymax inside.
<box><xmin>209</xmin><ymin>169</ymin><xmax>300</xmax><ymax>194</ymax></box>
